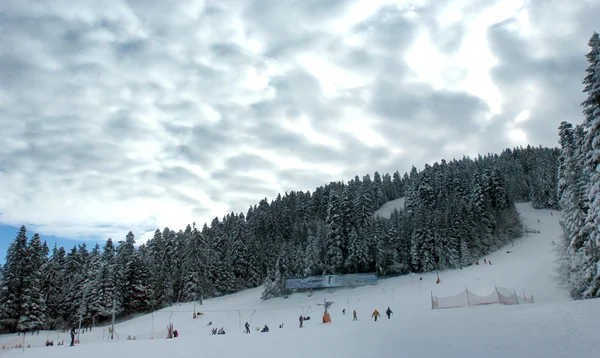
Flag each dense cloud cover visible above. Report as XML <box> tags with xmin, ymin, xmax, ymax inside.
<box><xmin>0</xmin><ymin>0</ymin><xmax>597</xmax><ymax>243</ymax></box>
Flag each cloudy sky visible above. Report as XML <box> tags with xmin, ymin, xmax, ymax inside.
<box><xmin>0</xmin><ymin>0</ymin><xmax>598</xmax><ymax>253</ymax></box>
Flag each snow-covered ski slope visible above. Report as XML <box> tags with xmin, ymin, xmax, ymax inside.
<box><xmin>3</xmin><ymin>203</ymin><xmax>599</xmax><ymax>358</ymax></box>
<box><xmin>374</xmin><ymin>197</ymin><xmax>406</xmax><ymax>217</ymax></box>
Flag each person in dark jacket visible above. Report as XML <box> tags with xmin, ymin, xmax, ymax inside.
<box><xmin>245</xmin><ymin>321</ymin><xmax>250</xmax><ymax>334</ymax></box>
<box><xmin>386</xmin><ymin>307</ymin><xmax>393</xmax><ymax>319</ymax></box>
<box><xmin>70</xmin><ymin>327</ymin><xmax>76</xmax><ymax>346</ymax></box>
<box><xmin>299</xmin><ymin>315</ymin><xmax>304</xmax><ymax>328</ymax></box>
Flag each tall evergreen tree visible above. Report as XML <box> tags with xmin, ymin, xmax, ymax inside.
<box><xmin>581</xmin><ymin>32</ymin><xmax>600</xmax><ymax>298</ymax></box>
<box><xmin>17</xmin><ymin>233</ymin><xmax>47</xmax><ymax>331</ymax></box>
<box><xmin>0</xmin><ymin>226</ymin><xmax>29</xmax><ymax>332</ymax></box>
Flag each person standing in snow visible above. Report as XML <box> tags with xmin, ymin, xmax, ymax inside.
<box><xmin>245</xmin><ymin>322</ymin><xmax>250</xmax><ymax>334</ymax></box>
<box><xmin>386</xmin><ymin>307</ymin><xmax>393</xmax><ymax>319</ymax></box>
<box><xmin>353</xmin><ymin>310</ymin><xmax>357</xmax><ymax>321</ymax></box>
<box><xmin>299</xmin><ymin>315</ymin><xmax>304</xmax><ymax>328</ymax></box>
<box><xmin>372</xmin><ymin>309</ymin><xmax>380</xmax><ymax>321</ymax></box>
<box><xmin>69</xmin><ymin>327</ymin><xmax>76</xmax><ymax>347</ymax></box>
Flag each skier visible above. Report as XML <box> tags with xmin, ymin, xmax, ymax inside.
<box><xmin>484</xmin><ymin>258</ymin><xmax>487</xmax><ymax>264</ymax></box>
<box><xmin>353</xmin><ymin>310</ymin><xmax>357</xmax><ymax>321</ymax></box>
<box><xmin>299</xmin><ymin>315</ymin><xmax>304</xmax><ymax>328</ymax></box>
<box><xmin>372</xmin><ymin>309</ymin><xmax>380</xmax><ymax>321</ymax></box>
<box><xmin>386</xmin><ymin>307</ymin><xmax>393</xmax><ymax>319</ymax></box>
<box><xmin>245</xmin><ymin>321</ymin><xmax>250</xmax><ymax>334</ymax></box>
<box><xmin>489</xmin><ymin>260</ymin><xmax>492</xmax><ymax>265</ymax></box>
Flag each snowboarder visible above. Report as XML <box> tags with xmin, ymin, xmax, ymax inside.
<box><xmin>245</xmin><ymin>322</ymin><xmax>250</xmax><ymax>334</ymax></box>
<box><xmin>261</xmin><ymin>325</ymin><xmax>269</xmax><ymax>333</ymax></box>
<box><xmin>299</xmin><ymin>315</ymin><xmax>304</xmax><ymax>328</ymax></box>
<box><xmin>353</xmin><ymin>310</ymin><xmax>357</xmax><ymax>321</ymax></box>
<box><xmin>372</xmin><ymin>309</ymin><xmax>380</xmax><ymax>321</ymax></box>
<box><xmin>386</xmin><ymin>307</ymin><xmax>393</xmax><ymax>319</ymax></box>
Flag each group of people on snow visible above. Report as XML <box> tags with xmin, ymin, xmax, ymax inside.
<box><xmin>211</xmin><ymin>327</ymin><xmax>225</xmax><ymax>335</ymax></box>
<box><xmin>475</xmin><ymin>258</ymin><xmax>492</xmax><ymax>265</ymax></box>
<box><xmin>370</xmin><ymin>307</ymin><xmax>393</xmax><ymax>321</ymax></box>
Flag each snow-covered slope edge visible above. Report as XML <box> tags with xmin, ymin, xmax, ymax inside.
<box><xmin>374</xmin><ymin>197</ymin><xmax>405</xmax><ymax>218</ymax></box>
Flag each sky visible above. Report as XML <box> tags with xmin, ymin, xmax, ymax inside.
<box><xmin>0</xmin><ymin>0</ymin><xmax>598</xmax><ymax>258</ymax></box>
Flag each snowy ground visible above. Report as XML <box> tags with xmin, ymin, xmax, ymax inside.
<box><xmin>2</xmin><ymin>203</ymin><xmax>598</xmax><ymax>358</ymax></box>
<box><xmin>373</xmin><ymin>197</ymin><xmax>405</xmax><ymax>217</ymax></box>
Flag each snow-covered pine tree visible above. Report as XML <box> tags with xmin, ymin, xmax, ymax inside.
<box><xmin>0</xmin><ymin>226</ymin><xmax>29</xmax><ymax>332</ymax></box>
<box><xmin>61</xmin><ymin>246</ymin><xmax>84</xmax><ymax>327</ymax></box>
<box><xmin>344</xmin><ymin>226</ymin><xmax>369</xmax><ymax>273</ymax></box>
<box><xmin>325</xmin><ymin>187</ymin><xmax>345</xmax><ymax>274</ymax></box>
<box><xmin>373</xmin><ymin>171</ymin><xmax>386</xmax><ymax>208</ymax></box>
<box><xmin>354</xmin><ymin>175</ymin><xmax>375</xmax><ymax>228</ymax></box>
<box><xmin>410</xmin><ymin>172</ymin><xmax>438</xmax><ymax>272</ymax></box>
<box><xmin>183</xmin><ymin>223</ymin><xmax>209</xmax><ymax>301</ymax></box>
<box><xmin>581</xmin><ymin>32</ymin><xmax>600</xmax><ymax>298</ymax></box>
<box><xmin>303</xmin><ymin>223</ymin><xmax>324</xmax><ymax>276</ymax></box>
<box><xmin>42</xmin><ymin>245</ymin><xmax>66</xmax><ymax>328</ymax></box>
<box><xmin>382</xmin><ymin>173</ymin><xmax>396</xmax><ymax>201</ymax></box>
<box><xmin>392</xmin><ymin>170</ymin><xmax>403</xmax><ymax>198</ymax></box>
<box><xmin>161</xmin><ymin>228</ymin><xmax>177</xmax><ymax>302</ymax></box>
<box><xmin>90</xmin><ymin>239</ymin><xmax>121</xmax><ymax>320</ymax></box>
<box><xmin>260</xmin><ymin>253</ymin><xmax>289</xmax><ymax>300</ymax></box>
<box><xmin>83</xmin><ymin>244</ymin><xmax>102</xmax><ymax>325</ymax></box>
<box><xmin>118</xmin><ymin>232</ymin><xmax>154</xmax><ymax>313</ymax></box>
<box><xmin>230</xmin><ymin>214</ymin><xmax>250</xmax><ymax>289</ymax></box>
<box><xmin>340</xmin><ymin>185</ymin><xmax>354</xmax><ymax>252</ymax></box>
<box><xmin>17</xmin><ymin>233</ymin><xmax>47</xmax><ymax>331</ymax></box>
<box><xmin>116</xmin><ymin>232</ymin><xmax>135</xmax><ymax>313</ymax></box>
<box><xmin>469</xmin><ymin>172</ymin><xmax>493</xmax><ymax>256</ymax></box>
